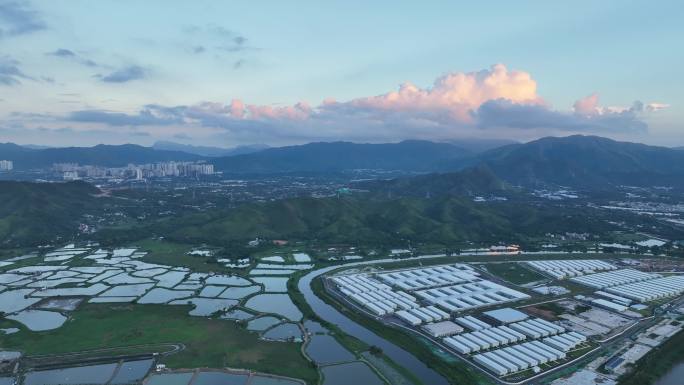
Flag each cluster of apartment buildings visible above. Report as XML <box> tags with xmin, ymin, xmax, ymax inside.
<box><xmin>0</xmin><ymin>160</ymin><xmax>13</xmax><ymax>171</ymax></box>
<box><xmin>54</xmin><ymin>161</ymin><xmax>214</xmax><ymax>180</ymax></box>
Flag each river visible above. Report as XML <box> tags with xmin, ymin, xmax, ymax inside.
<box><xmin>654</xmin><ymin>362</ymin><xmax>684</xmax><ymax>385</ymax></box>
<box><xmin>298</xmin><ymin>258</ymin><xmax>450</xmax><ymax>385</ymax></box>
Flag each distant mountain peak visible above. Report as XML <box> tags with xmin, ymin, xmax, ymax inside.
<box><xmin>478</xmin><ymin>135</ymin><xmax>684</xmax><ymax>188</ymax></box>
<box><xmin>152</xmin><ymin>141</ymin><xmax>269</xmax><ymax>157</ymax></box>
<box><xmin>211</xmin><ymin>140</ymin><xmax>471</xmax><ymax>174</ymax></box>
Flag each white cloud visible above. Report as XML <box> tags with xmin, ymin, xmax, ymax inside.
<box><xmin>38</xmin><ymin>64</ymin><xmax>669</xmax><ymax>143</ymax></box>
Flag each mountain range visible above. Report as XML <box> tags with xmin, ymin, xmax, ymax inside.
<box><xmin>212</xmin><ymin>135</ymin><xmax>684</xmax><ymax>188</ymax></box>
<box><xmin>475</xmin><ymin>135</ymin><xmax>684</xmax><ymax>188</ymax></box>
<box><xmin>152</xmin><ymin>141</ymin><xmax>269</xmax><ymax>157</ymax></box>
<box><xmin>2</xmin><ymin>136</ymin><xmax>684</xmax><ymax>189</ymax></box>
<box><xmin>210</xmin><ymin>140</ymin><xmax>472</xmax><ymax>174</ymax></box>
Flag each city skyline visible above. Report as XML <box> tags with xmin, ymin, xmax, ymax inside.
<box><xmin>1</xmin><ymin>0</ymin><xmax>682</xmax><ymax>147</ymax></box>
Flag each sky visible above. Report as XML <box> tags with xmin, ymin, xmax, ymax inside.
<box><xmin>0</xmin><ymin>0</ymin><xmax>682</xmax><ymax>148</ymax></box>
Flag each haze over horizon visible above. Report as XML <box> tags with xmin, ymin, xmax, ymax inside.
<box><xmin>1</xmin><ymin>0</ymin><xmax>682</xmax><ymax>148</ymax></box>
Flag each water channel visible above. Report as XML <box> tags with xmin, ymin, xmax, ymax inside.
<box><xmin>654</xmin><ymin>362</ymin><xmax>684</xmax><ymax>385</ymax></box>
<box><xmin>298</xmin><ymin>258</ymin><xmax>450</xmax><ymax>385</ymax></box>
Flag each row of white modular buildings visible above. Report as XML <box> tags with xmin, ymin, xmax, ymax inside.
<box><xmin>332</xmin><ymin>272</ymin><xmax>454</xmax><ymax>322</ymax></box>
<box><xmin>414</xmin><ymin>280</ymin><xmax>530</xmax><ymax>313</ymax></box>
<box><xmin>444</xmin><ymin>317</ymin><xmax>567</xmax><ymax>354</ymax></box>
<box><xmin>525</xmin><ymin>259</ymin><xmax>617</xmax><ymax>279</ymax></box>
<box><xmin>438</xmin><ymin>314</ymin><xmax>587</xmax><ymax>376</ymax></box>
<box><xmin>571</xmin><ymin>269</ymin><xmax>684</xmax><ymax>302</ymax></box>
<box><xmin>472</xmin><ymin>337</ymin><xmax>584</xmax><ymax>376</ymax></box>
<box><xmin>570</xmin><ymin>269</ymin><xmax>658</xmax><ymax>288</ymax></box>
<box><xmin>332</xmin><ymin>264</ymin><xmax>530</xmax><ymax>321</ymax></box>
<box><xmin>375</xmin><ymin>264</ymin><xmax>480</xmax><ymax>291</ymax></box>
<box><xmin>332</xmin><ymin>274</ymin><xmax>422</xmax><ymax>316</ymax></box>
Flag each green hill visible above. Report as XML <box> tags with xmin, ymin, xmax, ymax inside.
<box><xmin>0</xmin><ymin>181</ymin><xmax>102</xmax><ymax>246</ymax></box>
<box><xmin>475</xmin><ymin>135</ymin><xmax>684</xmax><ymax>188</ymax></box>
<box><xmin>134</xmin><ymin>195</ymin><xmax>614</xmax><ymax>246</ymax></box>
<box><xmin>355</xmin><ymin>166</ymin><xmax>509</xmax><ymax>198</ymax></box>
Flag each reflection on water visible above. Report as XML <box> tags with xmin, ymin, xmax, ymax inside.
<box><xmin>655</xmin><ymin>362</ymin><xmax>684</xmax><ymax>385</ymax></box>
<box><xmin>221</xmin><ymin>309</ymin><xmax>255</xmax><ymax>321</ymax></box>
<box><xmin>24</xmin><ymin>363</ymin><xmax>117</xmax><ymax>385</ymax></box>
<box><xmin>245</xmin><ymin>294</ymin><xmax>302</xmax><ymax>321</ymax></box>
<box><xmin>262</xmin><ymin>323</ymin><xmax>303</xmax><ymax>342</ymax></box>
<box><xmin>303</xmin><ymin>320</ymin><xmax>327</xmax><ymax>334</ymax></box>
<box><xmin>299</xmin><ymin>262</ymin><xmax>449</xmax><ymax>385</ymax></box>
<box><xmin>7</xmin><ymin>309</ymin><xmax>67</xmax><ymax>331</ymax></box>
<box><xmin>247</xmin><ymin>316</ymin><xmax>282</xmax><ymax>331</ymax></box>
<box><xmin>137</xmin><ymin>288</ymin><xmax>193</xmax><ymax>304</ymax></box>
<box><xmin>23</xmin><ymin>360</ymin><xmax>153</xmax><ymax>385</ymax></box>
<box><xmin>110</xmin><ymin>359</ymin><xmax>153</xmax><ymax>384</ymax></box>
<box><xmin>193</xmin><ymin>371</ymin><xmax>248</xmax><ymax>385</ymax></box>
<box><xmin>250</xmin><ymin>376</ymin><xmax>301</xmax><ymax>385</ymax></box>
<box><xmin>220</xmin><ymin>285</ymin><xmax>261</xmax><ymax>299</ymax></box>
<box><xmin>321</xmin><ymin>362</ymin><xmax>384</xmax><ymax>385</ymax></box>
<box><xmin>169</xmin><ymin>297</ymin><xmax>237</xmax><ymax>316</ymax></box>
<box><xmin>145</xmin><ymin>372</ymin><xmax>194</xmax><ymax>385</ymax></box>
<box><xmin>305</xmin><ymin>335</ymin><xmax>355</xmax><ymax>365</ymax></box>
<box><xmin>252</xmin><ymin>277</ymin><xmax>289</xmax><ymax>292</ymax></box>
<box><xmin>144</xmin><ymin>372</ymin><xmax>300</xmax><ymax>385</ymax></box>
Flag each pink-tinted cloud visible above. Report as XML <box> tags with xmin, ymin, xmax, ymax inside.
<box><xmin>60</xmin><ymin>64</ymin><xmax>668</xmax><ymax>143</ymax></box>
<box><xmin>646</xmin><ymin>103</ymin><xmax>670</xmax><ymax>112</ymax></box>
<box><xmin>339</xmin><ymin>64</ymin><xmax>542</xmax><ymax>122</ymax></box>
<box><xmin>573</xmin><ymin>93</ymin><xmax>601</xmax><ymax>116</ymax></box>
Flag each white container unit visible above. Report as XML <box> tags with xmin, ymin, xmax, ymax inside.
<box><xmin>483</xmin><ymin>352</ymin><xmax>518</xmax><ymax>374</ymax></box>
<box><xmin>499</xmin><ymin>326</ymin><xmax>526</xmax><ymax>342</ymax></box>
<box><xmin>512</xmin><ymin>344</ymin><xmax>548</xmax><ymax>365</ymax></box>
<box><xmin>509</xmin><ymin>323</ymin><xmax>542</xmax><ymax>339</ymax></box>
<box><xmin>396</xmin><ymin>310</ymin><xmax>422</xmax><ymax>326</ymax></box>
<box><xmin>530</xmin><ymin>341</ymin><xmax>566</xmax><ymax>360</ymax></box>
<box><xmin>473</xmin><ymin>331</ymin><xmax>500</xmax><ymax>348</ymax></box>
<box><xmin>502</xmin><ymin>346</ymin><xmax>539</xmax><ymax>367</ymax></box>
<box><xmin>488</xmin><ymin>349</ymin><xmax>529</xmax><ymax>371</ymax></box>
<box><xmin>444</xmin><ymin>336</ymin><xmax>472</xmax><ymax>354</ymax></box>
<box><xmin>522</xmin><ymin>342</ymin><xmax>557</xmax><ymax>362</ymax></box>
<box><xmin>474</xmin><ymin>354</ymin><xmax>509</xmax><ymax>376</ymax></box>
<box><xmin>454</xmin><ymin>335</ymin><xmax>481</xmax><ymax>353</ymax></box>
<box><xmin>462</xmin><ymin>333</ymin><xmax>491</xmax><ymax>350</ymax></box>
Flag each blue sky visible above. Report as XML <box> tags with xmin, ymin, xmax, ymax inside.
<box><xmin>0</xmin><ymin>0</ymin><xmax>682</xmax><ymax>147</ymax></box>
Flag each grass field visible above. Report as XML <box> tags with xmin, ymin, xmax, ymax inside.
<box><xmin>0</xmin><ymin>304</ymin><xmax>318</xmax><ymax>384</ymax></box>
<box><xmin>483</xmin><ymin>262</ymin><xmax>546</xmax><ymax>284</ymax></box>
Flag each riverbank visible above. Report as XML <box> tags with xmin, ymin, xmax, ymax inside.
<box><xmin>618</xmin><ymin>328</ymin><xmax>684</xmax><ymax>385</ymax></box>
<box><xmin>311</xmin><ymin>271</ymin><xmax>493</xmax><ymax>385</ymax></box>
<box><xmin>297</xmin><ymin>261</ymin><xmax>453</xmax><ymax>385</ymax></box>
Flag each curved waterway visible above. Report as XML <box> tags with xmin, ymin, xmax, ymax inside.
<box><xmin>654</xmin><ymin>362</ymin><xmax>684</xmax><ymax>385</ymax></box>
<box><xmin>298</xmin><ymin>257</ymin><xmax>450</xmax><ymax>385</ymax></box>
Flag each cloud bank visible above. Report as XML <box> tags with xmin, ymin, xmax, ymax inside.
<box><xmin>0</xmin><ymin>0</ymin><xmax>46</xmax><ymax>38</ymax></box>
<box><xmin>47</xmin><ymin>48</ymin><xmax>98</xmax><ymax>67</ymax></box>
<box><xmin>98</xmin><ymin>65</ymin><xmax>148</xmax><ymax>83</ymax></box>
<box><xmin>44</xmin><ymin>64</ymin><xmax>668</xmax><ymax>143</ymax></box>
<box><xmin>0</xmin><ymin>55</ymin><xmax>31</xmax><ymax>85</ymax></box>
